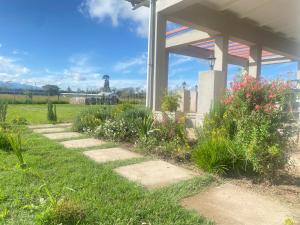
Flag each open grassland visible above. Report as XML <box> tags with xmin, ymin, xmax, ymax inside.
<box><xmin>0</xmin><ymin>129</ymin><xmax>213</xmax><ymax>225</ymax></box>
<box><xmin>0</xmin><ymin>94</ymin><xmax>70</xmax><ymax>104</ymax></box>
<box><xmin>7</xmin><ymin>104</ymin><xmax>99</xmax><ymax>124</ymax></box>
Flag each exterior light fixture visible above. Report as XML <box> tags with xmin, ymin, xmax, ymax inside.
<box><xmin>208</xmin><ymin>55</ymin><xmax>216</xmax><ymax>71</ymax></box>
<box><xmin>182</xmin><ymin>81</ymin><xmax>187</xmax><ymax>90</ymax></box>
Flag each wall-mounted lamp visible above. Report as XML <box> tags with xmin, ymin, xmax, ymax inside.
<box><xmin>208</xmin><ymin>55</ymin><xmax>216</xmax><ymax>71</ymax></box>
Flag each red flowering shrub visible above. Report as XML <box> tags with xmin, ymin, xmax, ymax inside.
<box><xmin>195</xmin><ymin>75</ymin><xmax>296</xmax><ymax>179</ymax></box>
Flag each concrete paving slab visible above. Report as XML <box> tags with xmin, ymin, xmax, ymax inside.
<box><xmin>181</xmin><ymin>183</ymin><xmax>298</xmax><ymax>225</ymax></box>
<box><xmin>33</xmin><ymin>127</ymin><xmax>68</xmax><ymax>134</ymax></box>
<box><xmin>43</xmin><ymin>132</ymin><xmax>82</xmax><ymax>140</ymax></box>
<box><xmin>83</xmin><ymin>148</ymin><xmax>141</xmax><ymax>163</ymax></box>
<box><xmin>114</xmin><ymin>160</ymin><xmax>197</xmax><ymax>189</ymax></box>
<box><xmin>28</xmin><ymin>123</ymin><xmax>72</xmax><ymax>129</ymax></box>
<box><xmin>61</xmin><ymin>138</ymin><xmax>106</xmax><ymax>149</ymax></box>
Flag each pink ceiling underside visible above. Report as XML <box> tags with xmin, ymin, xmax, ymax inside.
<box><xmin>167</xmin><ymin>27</ymin><xmax>283</xmax><ymax>60</ymax></box>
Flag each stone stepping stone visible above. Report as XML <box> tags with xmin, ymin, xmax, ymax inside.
<box><xmin>28</xmin><ymin>123</ymin><xmax>72</xmax><ymax>129</ymax></box>
<box><xmin>83</xmin><ymin>148</ymin><xmax>142</xmax><ymax>163</ymax></box>
<box><xmin>61</xmin><ymin>138</ymin><xmax>106</xmax><ymax>149</ymax></box>
<box><xmin>33</xmin><ymin>127</ymin><xmax>68</xmax><ymax>134</ymax></box>
<box><xmin>43</xmin><ymin>132</ymin><xmax>82</xmax><ymax>140</ymax></box>
<box><xmin>181</xmin><ymin>183</ymin><xmax>298</xmax><ymax>225</ymax></box>
<box><xmin>114</xmin><ymin>160</ymin><xmax>197</xmax><ymax>189</ymax></box>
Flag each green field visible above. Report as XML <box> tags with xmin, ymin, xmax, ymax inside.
<box><xmin>6</xmin><ymin>104</ymin><xmax>97</xmax><ymax>124</ymax></box>
<box><xmin>0</xmin><ymin>94</ymin><xmax>70</xmax><ymax>104</ymax></box>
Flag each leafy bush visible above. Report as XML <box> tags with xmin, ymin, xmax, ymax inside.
<box><xmin>0</xmin><ymin>101</ymin><xmax>8</xmax><ymax>123</ymax></box>
<box><xmin>95</xmin><ymin>118</ymin><xmax>138</xmax><ymax>142</ymax></box>
<box><xmin>161</xmin><ymin>93</ymin><xmax>180</xmax><ymax>112</ymax></box>
<box><xmin>94</xmin><ymin>107</ymin><xmax>150</xmax><ymax>142</ymax></box>
<box><xmin>194</xmin><ymin>75</ymin><xmax>295</xmax><ymax>179</ymax></box>
<box><xmin>73</xmin><ymin>106</ymin><xmax>112</xmax><ymax>132</ymax></box>
<box><xmin>47</xmin><ymin>102</ymin><xmax>57</xmax><ymax>122</ymax></box>
<box><xmin>136</xmin><ymin>113</ymin><xmax>191</xmax><ymax>161</ymax></box>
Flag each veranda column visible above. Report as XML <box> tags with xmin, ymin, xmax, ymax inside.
<box><xmin>197</xmin><ymin>35</ymin><xmax>228</xmax><ymax>115</ymax></box>
<box><xmin>153</xmin><ymin>13</ymin><xmax>169</xmax><ymax>111</ymax></box>
<box><xmin>248</xmin><ymin>45</ymin><xmax>262</xmax><ymax>79</ymax></box>
<box><xmin>214</xmin><ymin>35</ymin><xmax>229</xmax><ymax>87</ymax></box>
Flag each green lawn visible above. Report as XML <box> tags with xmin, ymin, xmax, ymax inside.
<box><xmin>0</xmin><ymin>129</ymin><xmax>214</xmax><ymax>225</ymax></box>
<box><xmin>6</xmin><ymin>104</ymin><xmax>98</xmax><ymax>124</ymax></box>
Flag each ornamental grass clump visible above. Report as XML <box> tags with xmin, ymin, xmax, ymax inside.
<box><xmin>194</xmin><ymin>75</ymin><xmax>295</xmax><ymax>179</ymax></box>
<box><xmin>0</xmin><ymin>101</ymin><xmax>8</xmax><ymax>123</ymax></box>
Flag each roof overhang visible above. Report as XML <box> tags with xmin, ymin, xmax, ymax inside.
<box><xmin>158</xmin><ymin>0</ymin><xmax>300</xmax><ymax>60</ymax></box>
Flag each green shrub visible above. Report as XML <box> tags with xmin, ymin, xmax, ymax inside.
<box><xmin>0</xmin><ymin>101</ymin><xmax>8</xmax><ymax>123</ymax></box>
<box><xmin>36</xmin><ymin>199</ymin><xmax>86</xmax><ymax>225</ymax></box>
<box><xmin>193</xmin><ymin>137</ymin><xmax>246</xmax><ymax>174</ymax></box>
<box><xmin>136</xmin><ymin>113</ymin><xmax>191</xmax><ymax>160</ymax></box>
<box><xmin>73</xmin><ymin>106</ymin><xmax>112</xmax><ymax>132</ymax></box>
<box><xmin>112</xmin><ymin>103</ymin><xmax>135</xmax><ymax>115</ymax></box>
<box><xmin>94</xmin><ymin>118</ymin><xmax>138</xmax><ymax>142</ymax></box>
<box><xmin>195</xmin><ymin>75</ymin><xmax>295</xmax><ymax>179</ymax></box>
<box><xmin>47</xmin><ymin>102</ymin><xmax>57</xmax><ymax>122</ymax></box>
<box><xmin>161</xmin><ymin>93</ymin><xmax>180</xmax><ymax>112</ymax></box>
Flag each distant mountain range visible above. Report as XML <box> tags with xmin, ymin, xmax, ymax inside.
<box><xmin>0</xmin><ymin>81</ymin><xmax>41</xmax><ymax>90</ymax></box>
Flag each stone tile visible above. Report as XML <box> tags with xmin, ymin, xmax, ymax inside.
<box><xmin>114</xmin><ymin>160</ymin><xmax>197</xmax><ymax>189</ymax></box>
<box><xmin>43</xmin><ymin>132</ymin><xmax>82</xmax><ymax>140</ymax></box>
<box><xmin>181</xmin><ymin>183</ymin><xmax>298</xmax><ymax>225</ymax></box>
<box><xmin>28</xmin><ymin>123</ymin><xmax>72</xmax><ymax>129</ymax></box>
<box><xmin>83</xmin><ymin>148</ymin><xmax>141</xmax><ymax>163</ymax></box>
<box><xmin>61</xmin><ymin>138</ymin><xmax>106</xmax><ymax>149</ymax></box>
<box><xmin>33</xmin><ymin>127</ymin><xmax>68</xmax><ymax>134</ymax></box>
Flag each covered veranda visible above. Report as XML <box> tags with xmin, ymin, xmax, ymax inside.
<box><xmin>147</xmin><ymin>0</ymin><xmax>300</xmax><ymax>120</ymax></box>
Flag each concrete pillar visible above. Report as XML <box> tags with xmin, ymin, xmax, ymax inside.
<box><xmin>198</xmin><ymin>71</ymin><xmax>227</xmax><ymax>115</ymax></box>
<box><xmin>248</xmin><ymin>45</ymin><xmax>262</xmax><ymax>79</ymax></box>
<box><xmin>214</xmin><ymin>36</ymin><xmax>229</xmax><ymax>73</ymax></box>
<box><xmin>178</xmin><ymin>89</ymin><xmax>190</xmax><ymax>113</ymax></box>
<box><xmin>190</xmin><ymin>90</ymin><xmax>198</xmax><ymax>113</ymax></box>
<box><xmin>153</xmin><ymin>13</ymin><xmax>168</xmax><ymax>111</ymax></box>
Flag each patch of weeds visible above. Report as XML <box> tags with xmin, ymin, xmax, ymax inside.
<box><xmin>31</xmin><ymin>184</ymin><xmax>86</xmax><ymax>225</ymax></box>
<box><xmin>0</xmin><ymin>207</ymin><xmax>9</xmax><ymax>221</ymax></box>
<box><xmin>36</xmin><ymin>198</ymin><xmax>86</xmax><ymax>225</ymax></box>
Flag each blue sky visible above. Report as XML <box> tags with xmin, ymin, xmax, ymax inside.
<box><xmin>0</xmin><ymin>0</ymin><xmax>297</xmax><ymax>90</ymax></box>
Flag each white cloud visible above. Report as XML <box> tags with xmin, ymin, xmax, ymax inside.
<box><xmin>0</xmin><ymin>56</ymin><xmax>30</xmax><ymax>81</ymax></box>
<box><xmin>79</xmin><ymin>0</ymin><xmax>149</xmax><ymax>37</ymax></box>
<box><xmin>114</xmin><ymin>52</ymin><xmax>147</xmax><ymax>72</ymax></box>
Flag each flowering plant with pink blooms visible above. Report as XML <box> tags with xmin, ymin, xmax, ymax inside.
<box><xmin>195</xmin><ymin>74</ymin><xmax>296</xmax><ymax>179</ymax></box>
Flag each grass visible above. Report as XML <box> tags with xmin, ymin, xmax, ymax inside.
<box><xmin>0</xmin><ymin>129</ymin><xmax>214</xmax><ymax>225</ymax></box>
<box><xmin>6</xmin><ymin>104</ymin><xmax>99</xmax><ymax>124</ymax></box>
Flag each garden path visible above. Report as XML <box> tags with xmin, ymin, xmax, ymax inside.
<box><xmin>28</xmin><ymin>123</ymin><xmax>300</xmax><ymax>225</ymax></box>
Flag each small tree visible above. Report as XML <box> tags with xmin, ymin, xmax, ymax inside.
<box><xmin>0</xmin><ymin>101</ymin><xmax>8</xmax><ymax>123</ymax></box>
<box><xmin>47</xmin><ymin>101</ymin><xmax>57</xmax><ymax>122</ymax></box>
